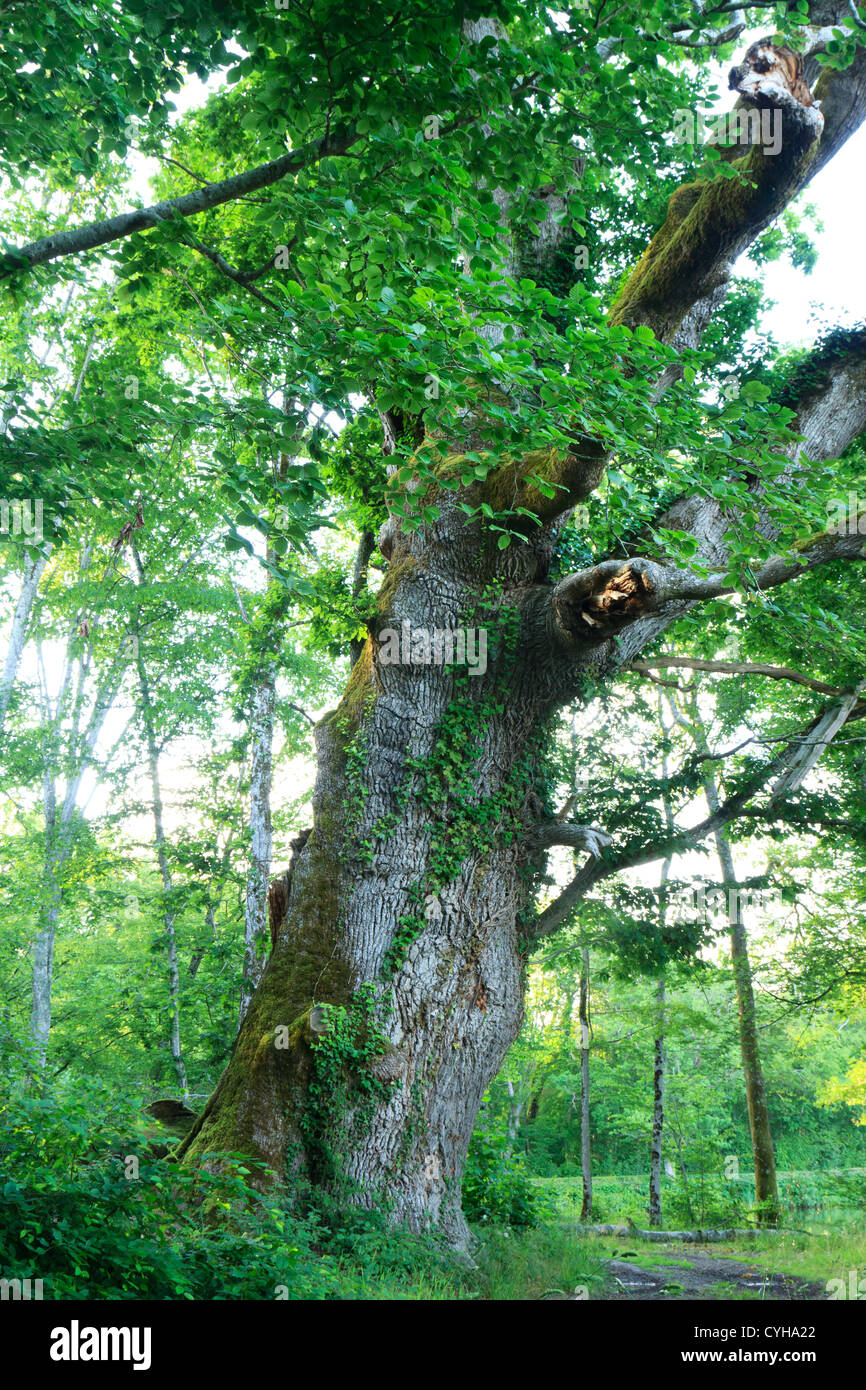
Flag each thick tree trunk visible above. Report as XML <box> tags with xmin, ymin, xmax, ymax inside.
<box><xmin>578</xmin><ymin>948</ymin><xmax>592</xmax><ymax>1222</ymax></box>
<box><xmin>179</xmin><ymin>520</ymin><xmax>584</xmax><ymax>1250</ymax></box>
<box><xmin>177</xmin><ymin>18</ymin><xmax>866</xmax><ymax>1246</ymax></box>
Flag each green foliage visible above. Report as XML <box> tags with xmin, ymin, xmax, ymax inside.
<box><xmin>664</xmin><ymin>1178</ymin><xmax>747</xmax><ymax>1230</ymax></box>
<box><xmin>0</xmin><ymin>1067</ymin><xmax>322</xmax><ymax>1299</ymax></box>
<box><xmin>3</xmin><ymin>0</ymin><xmax>866</xmax><ymax>1295</ymax></box>
<box><xmin>299</xmin><ymin>985</ymin><xmax>396</xmax><ymax>1185</ymax></box>
<box><xmin>462</xmin><ymin>1125</ymin><xmax>541</xmax><ymax>1228</ymax></box>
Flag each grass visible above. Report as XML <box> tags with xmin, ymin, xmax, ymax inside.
<box><xmin>709</xmin><ymin>1225</ymin><xmax>866</xmax><ymax>1289</ymax></box>
<box><xmin>473</xmin><ymin>1225</ymin><xmax>606</xmax><ymax>1300</ymax></box>
<box><xmin>319</xmin><ymin>1225</ymin><xmax>608</xmax><ymax>1300</ymax></box>
<box><xmin>527</xmin><ymin>1168</ymin><xmax>866</xmax><ymax>1300</ymax></box>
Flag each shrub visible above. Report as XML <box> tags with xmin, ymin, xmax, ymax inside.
<box><xmin>664</xmin><ymin>1177</ymin><xmax>747</xmax><ymax>1229</ymax></box>
<box><xmin>0</xmin><ymin>1068</ymin><xmax>335</xmax><ymax>1299</ymax></box>
<box><xmin>462</xmin><ymin>1127</ymin><xmax>540</xmax><ymax>1228</ymax></box>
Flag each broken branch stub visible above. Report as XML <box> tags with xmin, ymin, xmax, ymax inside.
<box><xmin>551</xmin><ymin>559</ymin><xmax>664</xmax><ymax>644</ymax></box>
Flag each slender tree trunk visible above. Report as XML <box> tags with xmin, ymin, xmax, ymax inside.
<box><xmin>0</xmin><ymin>551</ymin><xmax>47</xmax><ymax>736</ymax></box>
<box><xmin>578</xmin><ymin>947</ymin><xmax>592</xmax><ymax>1221</ymax></box>
<box><xmin>349</xmin><ymin>530</ymin><xmax>376</xmax><ymax>668</ymax></box>
<box><xmin>31</xmin><ymin>810</ymin><xmax>61</xmax><ymax>1066</ymax></box>
<box><xmin>503</xmin><ymin>1079</ymin><xmax>520</xmax><ymax>1153</ymax></box>
<box><xmin>238</xmin><ymin>664</ymin><xmax>276</xmax><ymax>1026</ymax></box>
<box><xmin>237</xmin><ymin>454</ymin><xmax>293</xmax><ymax>1026</ymax></box>
<box><xmin>648</xmin><ymin>696</ymin><xmax>674</xmax><ymax>1226</ymax></box>
<box><xmin>649</xmin><ymin>977</ymin><xmax>665</xmax><ymax>1228</ymax></box>
<box><xmin>133</xmin><ymin>630</ymin><xmax>189</xmax><ymax>1103</ymax></box>
<box><xmin>669</xmin><ymin>692</ymin><xmax>780</xmax><ymax>1225</ymax></box>
<box><xmin>669</xmin><ymin>1094</ymin><xmax>696</xmax><ymax>1226</ymax></box>
<box><xmin>714</xmin><ymin>827</ymin><xmax>780</xmax><ymax>1225</ymax></box>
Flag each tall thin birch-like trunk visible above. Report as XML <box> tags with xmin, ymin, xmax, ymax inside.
<box><xmin>237</xmin><ymin>451</ymin><xmax>294</xmax><ymax>1027</ymax></box>
<box><xmin>649</xmin><ymin>976</ymin><xmax>666</xmax><ymax>1228</ymax></box>
<box><xmin>133</xmin><ymin>636</ymin><xmax>189</xmax><ymax>1102</ymax></box>
<box><xmin>131</xmin><ymin>551</ymin><xmax>189</xmax><ymax>1101</ymax></box>
<box><xmin>0</xmin><ymin>551</ymin><xmax>48</xmax><ymax>736</ymax></box>
<box><xmin>505</xmin><ymin>1078</ymin><xmax>521</xmax><ymax>1152</ymax></box>
<box><xmin>578</xmin><ymin>947</ymin><xmax>592</xmax><ymax>1221</ymax></box>
<box><xmin>681</xmin><ymin>694</ymin><xmax>780</xmax><ymax>1225</ymax></box>
<box><xmin>649</xmin><ymin>703</ymin><xmax>673</xmax><ymax>1227</ymax></box>
<box><xmin>713</xmin><ymin>824</ymin><xmax>780</xmax><ymax>1224</ymax></box>
<box><xmin>239</xmin><ymin>666</ymin><xmax>276</xmax><ymax>1026</ymax></box>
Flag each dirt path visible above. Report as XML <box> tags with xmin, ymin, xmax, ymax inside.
<box><xmin>604</xmin><ymin>1250</ymin><xmax>826</xmax><ymax>1300</ymax></box>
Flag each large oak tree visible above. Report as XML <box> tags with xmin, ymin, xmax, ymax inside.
<box><xmin>4</xmin><ymin>0</ymin><xmax>866</xmax><ymax>1249</ymax></box>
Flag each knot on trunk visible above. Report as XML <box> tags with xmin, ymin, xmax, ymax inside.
<box><xmin>366</xmin><ymin>1043</ymin><xmax>407</xmax><ymax>1083</ymax></box>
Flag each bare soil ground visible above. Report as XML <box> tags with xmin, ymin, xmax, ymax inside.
<box><xmin>602</xmin><ymin>1250</ymin><xmax>826</xmax><ymax>1300</ymax></box>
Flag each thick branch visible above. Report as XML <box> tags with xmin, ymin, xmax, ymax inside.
<box><xmin>0</xmin><ymin>127</ymin><xmax>358</xmax><ymax>280</ymax></box>
<box><xmin>607</xmin><ymin>32</ymin><xmax>866</xmax><ymax>351</ymax></box>
<box><xmin>530</xmin><ymin>821</ymin><xmax>612</xmax><ymax>857</ymax></box>
<box><xmin>532</xmin><ymin>684</ymin><xmax>863</xmax><ymax>939</ymax></box>
<box><xmin>629</xmin><ymin>658</ymin><xmax>843</xmax><ymax>695</ymax></box>
<box><xmin>545</xmin><ymin>514</ymin><xmax>865</xmax><ymax>660</ymax></box>
<box><xmin>494</xmin><ymin>36</ymin><xmax>866</xmax><ymax>523</ymax></box>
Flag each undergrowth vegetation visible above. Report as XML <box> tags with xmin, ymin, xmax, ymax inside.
<box><xmin>0</xmin><ymin>1066</ymin><xmax>594</xmax><ymax>1300</ymax></box>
